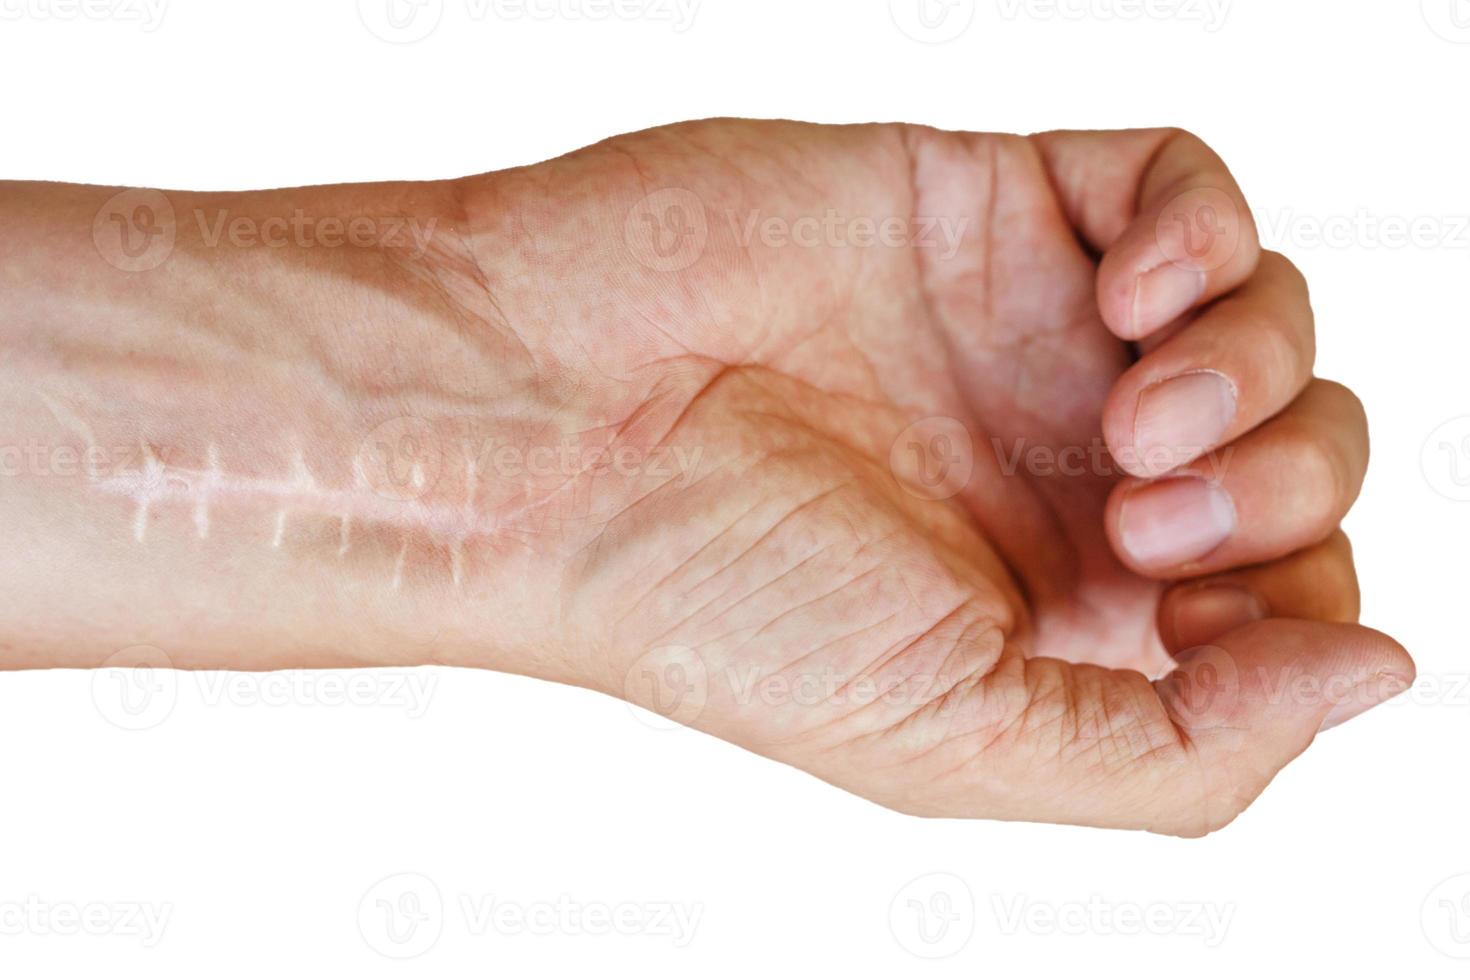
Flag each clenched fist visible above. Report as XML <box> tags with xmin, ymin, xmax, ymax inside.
<box><xmin>0</xmin><ymin>119</ymin><xmax>1413</xmax><ymax>835</ymax></box>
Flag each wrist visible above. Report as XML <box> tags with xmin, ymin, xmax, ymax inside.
<box><xmin>0</xmin><ymin>177</ymin><xmax>589</xmax><ymax>680</ymax></box>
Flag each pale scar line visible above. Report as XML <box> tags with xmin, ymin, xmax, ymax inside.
<box><xmin>97</xmin><ymin>448</ymin><xmax>547</xmax><ymax>542</ymax></box>
<box><xmin>38</xmin><ymin>397</ymin><xmax>589</xmax><ymax>590</ymax></box>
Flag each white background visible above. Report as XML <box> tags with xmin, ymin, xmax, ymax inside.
<box><xmin>1</xmin><ymin>0</ymin><xmax>1466</xmax><ymax>975</ymax></box>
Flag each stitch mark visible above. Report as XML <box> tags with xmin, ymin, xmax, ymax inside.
<box><xmin>193</xmin><ymin>444</ymin><xmax>221</xmax><ymax>538</ymax></box>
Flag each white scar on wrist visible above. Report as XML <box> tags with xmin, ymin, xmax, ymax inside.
<box><xmin>97</xmin><ymin>453</ymin><xmax>476</xmax><ymax>536</ymax></box>
<box><xmin>83</xmin><ymin>436</ymin><xmax>564</xmax><ymax>588</ymax></box>
<box><xmin>269</xmin><ymin>449</ymin><xmax>318</xmax><ymax>549</ymax></box>
<box><xmin>193</xmin><ymin>444</ymin><xmax>222</xmax><ymax>539</ymax></box>
<box><xmin>131</xmin><ymin>443</ymin><xmax>167</xmax><ymax>542</ymax></box>
<box><xmin>40</xmin><ymin>396</ymin><xmax>578</xmax><ymax>587</ymax></box>
<box><xmin>452</xmin><ymin>451</ymin><xmax>478</xmax><ymax>587</ymax></box>
<box><xmin>391</xmin><ymin>540</ymin><xmax>408</xmax><ymax>591</ymax></box>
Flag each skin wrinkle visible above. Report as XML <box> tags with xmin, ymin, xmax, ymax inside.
<box><xmin>1131</xmin><ymin>129</ymin><xmax>1190</xmax><ymax>232</ymax></box>
<box><xmin>717</xmin><ymin>400</ymin><xmax>1023</xmax><ymax>632</ymax></box>
<box><xmin>733</xmin><ymin>584</ymin><xmax>980</xmax><ymax>754</ymax></box>
<box><xmin>644</xmin><ymin>361</ymin><xmax>733</xmax><ymax>448</ymax></box>
<box><xmin>759</xmin><ymin>614</ymin><xmax>955</xmax><ymax>754</ymax></box>
<box><xmin>615</xmin><ymin>496</ymin><xmax>770</xmax><ymax>625</ymax></box>
<box><xmin>696</xmin><ymin>537</ymin><xmax>845</xmax><ymax>645</ymax></box>
<box><xmin>455</xmin><ymin>176</ymin><xmax>611</xmax><ymax>396</ymax></box>
<box><xmin>872</xmin><ymin>646</ymin><xmax>1023</xmax><ymax>792</ymax></box>
<box><xmin>561</xmin><ymin>367</ymin><xmax>735</xmax><ymax>590</ymax></box>
<box><xmin>587</xmin><ymin>377</ymin><xmax>950</xmax><ymax>705</ymax></box>
<box><xmin>844</xmin><ymin>621</ymin><xmax>1010</xmax><ymax>752</ymax></box>
<box><xmin>979</xmin><ymin>135</ymin><xmax>999</xmax><ymax>331</ymax></box>
<box><xmin>766</xmin><ymin>608</ymin><xmax>903</xmax><ymax>696</ymax></box>
<box><xmin>720</xmin><ymin>563</ymin><xmax>895</xmax><ymax>657</ymax></box>
<box><xmin>318</xmin><ymin>223</ymin><xmax>538</xmax><ymax>405</ymax></box>
<box><xmin>824</xmin><ymin>599</ymin><xmax>976</xmax><ymax>707</ymax></box>
<box><xmin>663</xmin><ymin>486</ymin><xmax>901</xmax><ymax>649</ymax></box>
<box><xmin>911</xmin><ymin>658</ymin><xmax>1183</xmax><ymax>825</ymax></box>
<box><xmin>566</xmin><ymin>467</ymin><xmax>685</xmax><ymax>560</ymax></box>
<box><xmin>646</xmin><ymin>487</ymin><xmax>923</xmax><ymax>693</ymax></box>
<box><xmin>673</xmin><ymin>121</ymin><xmax>821</xmax><ymax>205</ymax></box>
<box><xmin>645</xmin><ymin>507</ymin><xmax>847</xmax><ymax>649</ymax></box>
<box><xmin>1020</xmin><ymin>130</ymin><xmax>1095</xmax><ymax>257</ymax></box>
<box><xmin>954</xmin><ymin>652</ymin><xmax>1035</xmax><ymax>757</ymax></box>
<box><xmin>413</xmin><ymin>237</ymin><xmax>530</xmax><ymax>370</ymax></box>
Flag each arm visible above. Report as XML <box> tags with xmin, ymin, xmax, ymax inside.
<box><xmin>0</xmin><ymin>119</ymin><xmax>1413</xmax><ymax>835</ymax></box>
<box><xmin>0</xmin><ymin>177</ymin><xmax>592</xmax><ymax>682</ymax></box>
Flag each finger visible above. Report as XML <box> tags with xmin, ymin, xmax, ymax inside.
<box><xmin>1031</xmin><ymin>127</ymin><xmax>1261</xmax><ymax>340</ymax></box>
<box><xmin>1103</xmin><ymin>252</ymin><xmax>1316</xmax><ymax>479</ymax></box>
<box><xmin>946</xmin><ymin>620</ymin><xmax>1413</xmax><ymax>835</ymax></box>
<box><xmin>1159</xmin><ymin>531</ymin><xmax>1360</xmax><ymax>653</ymax></box>
<box><xmin>1106</xmin><ymin>379</ymin><xmax>1368</xmax><ymax>577</ymax></box>
<box><xmin>1152</xmin><ymin>620</ymin><xmax>1413</xmax><ymax>831</ymax></box>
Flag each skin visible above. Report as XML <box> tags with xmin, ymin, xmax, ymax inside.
<box><xmin>0</xmin><ymin>119</ymin><xmax>1414</xmax><ymax>836</ymax></box>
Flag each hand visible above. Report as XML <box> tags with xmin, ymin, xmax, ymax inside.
<box><xmin>1</xmin><ymin>120</ymin><xmax>1413</xmax><ymax>835</ymax></box>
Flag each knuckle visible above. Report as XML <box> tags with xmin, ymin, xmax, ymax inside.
<box><xmin>1325</xmin><ymin>527</ymin><xmax>1355</xmax><ymax>563</ymax></box>
<box><xmin>1311</xmin><ymin>378</ymin><xmax>1368</xmax><ymax>431</ymax></box>
<box><xmin>1334</xmin><ymin>565</ymin><xmax>1363</xmax><ymax>622</ymax></box>
<box><xmin>1318</xmin><ymin>532</ymin><xmax>1362</xmax><ymax>621</ymax></box>
<box><xmin>1260</xmin><ymin>250</ymin><xmax>1308</xmax><ymax>292</ymax></box>
<box><xmin>1305</xmin><ymin>378</ymin><xmax>1370</xmax><ymax>475</ymax></box>
<box><xmin>1159</xmin><ymin>126</ymin><xmax>1204</xmax><ymax>153</ymax></box>
<box><xmin>1289</xmin><ymin>428</ymin><xmax>1355</xmax><ymax>530</ymax></box>
<box><xmin>1244</xmin><ymin>307</ymin><xmax>1314</xmax><ymax>392</ymax></box>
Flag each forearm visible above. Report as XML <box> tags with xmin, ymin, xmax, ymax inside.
<box><xmin>0</xmin><ymin>177</ymin><xmax>592</xmax><ymax>681</ymax></box>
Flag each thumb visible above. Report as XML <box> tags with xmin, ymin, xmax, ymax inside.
<box><xmin>1149</xmin><ymin>619</ymin><xmax>1414</xmax><ymax>835</ymax></box>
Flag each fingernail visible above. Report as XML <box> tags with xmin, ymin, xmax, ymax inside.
<box><xmin>1319</xmin><ymin>672</ymin><xmax>1414</xmax><ymax>732</ymax></box>
<box><xmin>1119</xmin><ymin>477</ymin><xmax>1236</xmax><ymax>569</ymax></box>
<box><xmin>1133</xmin><ymin>371</ymin><xmax>1237</xmax><ymax>476</ymax></box>
<box><xmin>1131</xmin><ymin>264</ymin><xmax>1206</xmax><ymax>336</ymax></box>
<box><xmin>1171</xmin><ymin>585</ymin><xmax>1267</xmax><ymax>649</ymax></box>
